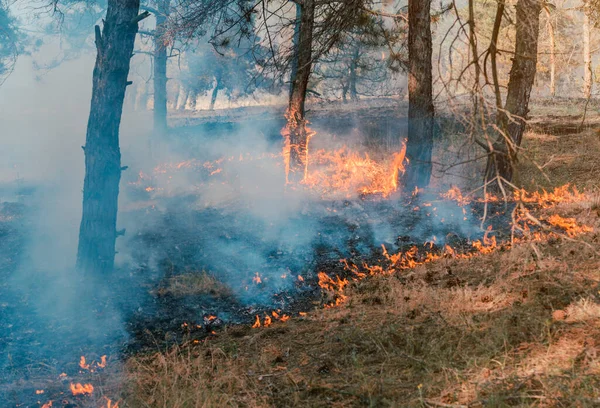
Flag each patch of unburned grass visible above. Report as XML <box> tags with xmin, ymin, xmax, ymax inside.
<box><xmin>156</xmin><ymin>271</ymin><xmax>233</xmax><ymax>298</ymax></box>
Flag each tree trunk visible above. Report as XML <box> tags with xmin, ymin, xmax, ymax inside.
<box><xmin>188</xmin><ymin>89</ymin><xmax>197</xmax><ymax>110</ymax></box>
<box><xmin>349</xmin><ymin>46</ymin><xmax>359</xmax><ymax>102</ymax></box>
<box><xmin>210</xmin><ymin>79</ymin><xmax>220</xmax><ymax>111</ymax></box>
<box><xmin>289</xmin><ymin>2</ymin><xmax>302</xmax><ymax>98</ymax></box>
<box><xmin>485</xmin><ymin>0</ymin><xmax>541</xmax><ymax>184</ymax></box>
<box><xmin>153</xmin><ymin>0</ymin><xmax>170</xmax><ymax>134</ymax></box>
<box><xmin>583</xmin><ymin>9</ymin><xmax>592</xmax><ymax>99</ymax></box>
<box><xmin>468</xmin><ymin>0</ymin><xmax>481</xmax><ymax>111</ymax></box>
<box><xmin>284</xmin><ymin>0</ymin><xmax>315</xmax><ymax>184</ymax></box>
<box><xmin>77</xmin><ymin>0</ymin><xmax>145</xmax><ymax>274</ymax></box>
<box><xmin>404</xmin><ymin>0</ymin><xmax>434</xmax><ymax>190</ymax></box>
<box><xmin>342</xmin><ymin>83</ymin><xmax>348</xmax><ymax>103</ymax></box>
<box><xmin>544</xmin><ymin>7</ymin><xmax>556</xmax><ymax>97</ymax></box>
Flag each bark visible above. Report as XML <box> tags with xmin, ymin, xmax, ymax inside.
<box><xmin>349</xmin><ymin>46</ymin><xmax>359</xmax><ymax>102</ymax></box>
<box><xmin>583</xmin><ymin>9</ymin><xmax>592</xmax><ymax>99</ymax></box>
<box><xmin>404</xmin><ymin>0</ymin><xmax>434</xmax><ymax>190</ymax></box>
<box><xmin>77</xmin><ymin>0</ymin><xmax>145</xmax><ymax>274</ymax></box>
<box><xmin>285</xmin><ymin>0</ymin><xmax>315</xmax><ymax>184</ymax></box>
<box><xmin>153</xmin><ymin>0</ymin><xmax>170</xmax><ymax>134</ymax></box>
<box><xmin>544</xmin><ymin>7</ymin><xmax>556</xmax><ymax>97</ymax></box>
<box><xmin>485</xmin><ymin>0</ymin><xmax>541</xmax><ymax>184</ymax></box>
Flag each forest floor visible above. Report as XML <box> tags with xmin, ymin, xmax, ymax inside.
<box><xmin>117</xmin><ymin>100</ymin><xmax>600</xmax><ymax>407</ymax></box>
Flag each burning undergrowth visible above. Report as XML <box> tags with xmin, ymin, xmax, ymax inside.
<box><xmin>118</xmin><ymin>124</ymin><xmax>592</xmax><ymax>353</ymax></box>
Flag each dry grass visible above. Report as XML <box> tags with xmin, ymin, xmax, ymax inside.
<box><xmin>155</xmin><ymin>271</ymin><xmax>233</xmax><ymax>298</ymax></box>
<box><xmin>121</xmin><ymin>111</ymin><xmax>600</xmax><ymax>407</ymax></box>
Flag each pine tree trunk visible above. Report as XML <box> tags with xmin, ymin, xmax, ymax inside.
<box><xmin>486</xmin><ymin>0</ymin><xmax>541</xmax><ymax>184</ymax></box>
<box><xmin>583</xmin><ymin>10</ymin><xmax>593</xmax><ymax>99</ymax></box>
<box><xmin>285</xmin><ymin>0</ymin><xmax>315</xmax><ymax>184</ymax></box>
<box><xmin>153</xmin><ymin>0</ymin><xmax>170</xmax><ymax>134</ymax></box>
<box><xmin>404</xmin><ymin>0</ymin><xmax>434</xmax><ymax>190</ymax></box>
<box><xmin>77</xmin><ymin>0</ymin><xmax>145</xmax><ymax>274</ymax></box>
<box><xmin>349</xmin><ymin>47</ymin><xmax>359</xmax><ymax>102</ymax></box>
<box><xmin>289</xmin><ymin>2</ymin><xmax>302</xmax><ymax>98</ymax></box>
<box><xmin>545</xmin><ymin>7</ymin><xmax>556</xmax><ymax>97</ymax></box>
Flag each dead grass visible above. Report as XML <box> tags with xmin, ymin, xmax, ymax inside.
<box><xmin>155</xmin><ymin>271</ymin><xmax>233</xmax><ymax>298</ymax></box>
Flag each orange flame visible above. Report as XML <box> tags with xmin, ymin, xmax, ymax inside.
<box><xmin>70</xmin><ymin>383</ymin><xmax>94</xmax><ymax>396</ymax></box>
<box><xmin>79</xmin><ymin>356</ymin><xmax>89</xmax><ymax>370</ymax></box>
<box><xmin>252</xmin><ymin>272</ymin><xmax>262</xmax><ymax>284</ymax></box>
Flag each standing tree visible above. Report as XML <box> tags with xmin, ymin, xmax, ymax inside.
<box><xmin>485</xmin><ymin>0</ymin><xmax>541</xmax><ymax>185</ymax></box>
<box><xmin>77</xmin><ymin>0</ymin><xmax>149</xmax><ymax>274</ymax></box>
<box><xmin>285</xmin><ymin>0</ymin><xmax>316</xmax><ymax>184</ymax></box>
<box><xmin>403</xmin><ymin>0</ymin><xmax>434</xmax><ymax>190</ymax></box>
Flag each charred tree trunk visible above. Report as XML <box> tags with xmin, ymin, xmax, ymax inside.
<box><xmin>285</xmin><ymin>0</ymin><xmax>315</xmax><ymax>184</ymax></box>
<box><xmin>544</xmin><ymin>7</ymin><xmax>556</xmax><ymax>97</ymax></box>
<box><xmin>77</xmin><ymin>1</ymin><xmax>146</xmax><ymax>274</ymax></box>
<box><xmin>404</xmin><ymin>0</ymin><xmax>434</xmax><ymax>190</ymax></box>
<box><xmin>583</xmin><ymin>9</ymin><xmax>593</xmax><ymax>99</ymax></box>
<box><xmin>349</xmin><ymin>46</ymin><xmax>359</xmax><ymax>102</ymax></box>
<box><xmin>153</xmin><ymin>0</ymin><xmax>170</xmax><ymax>134</ymax></box>
<box><xmin>485</xmin><ymin>0</ymin><xmax>541</xmax><ymax>185</ymax></box>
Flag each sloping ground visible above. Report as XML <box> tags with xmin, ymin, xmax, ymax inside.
<box><xmin>120</xmin><ymin>118</ymin><xmax>600</xmax><ymax>407</ymax></box>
